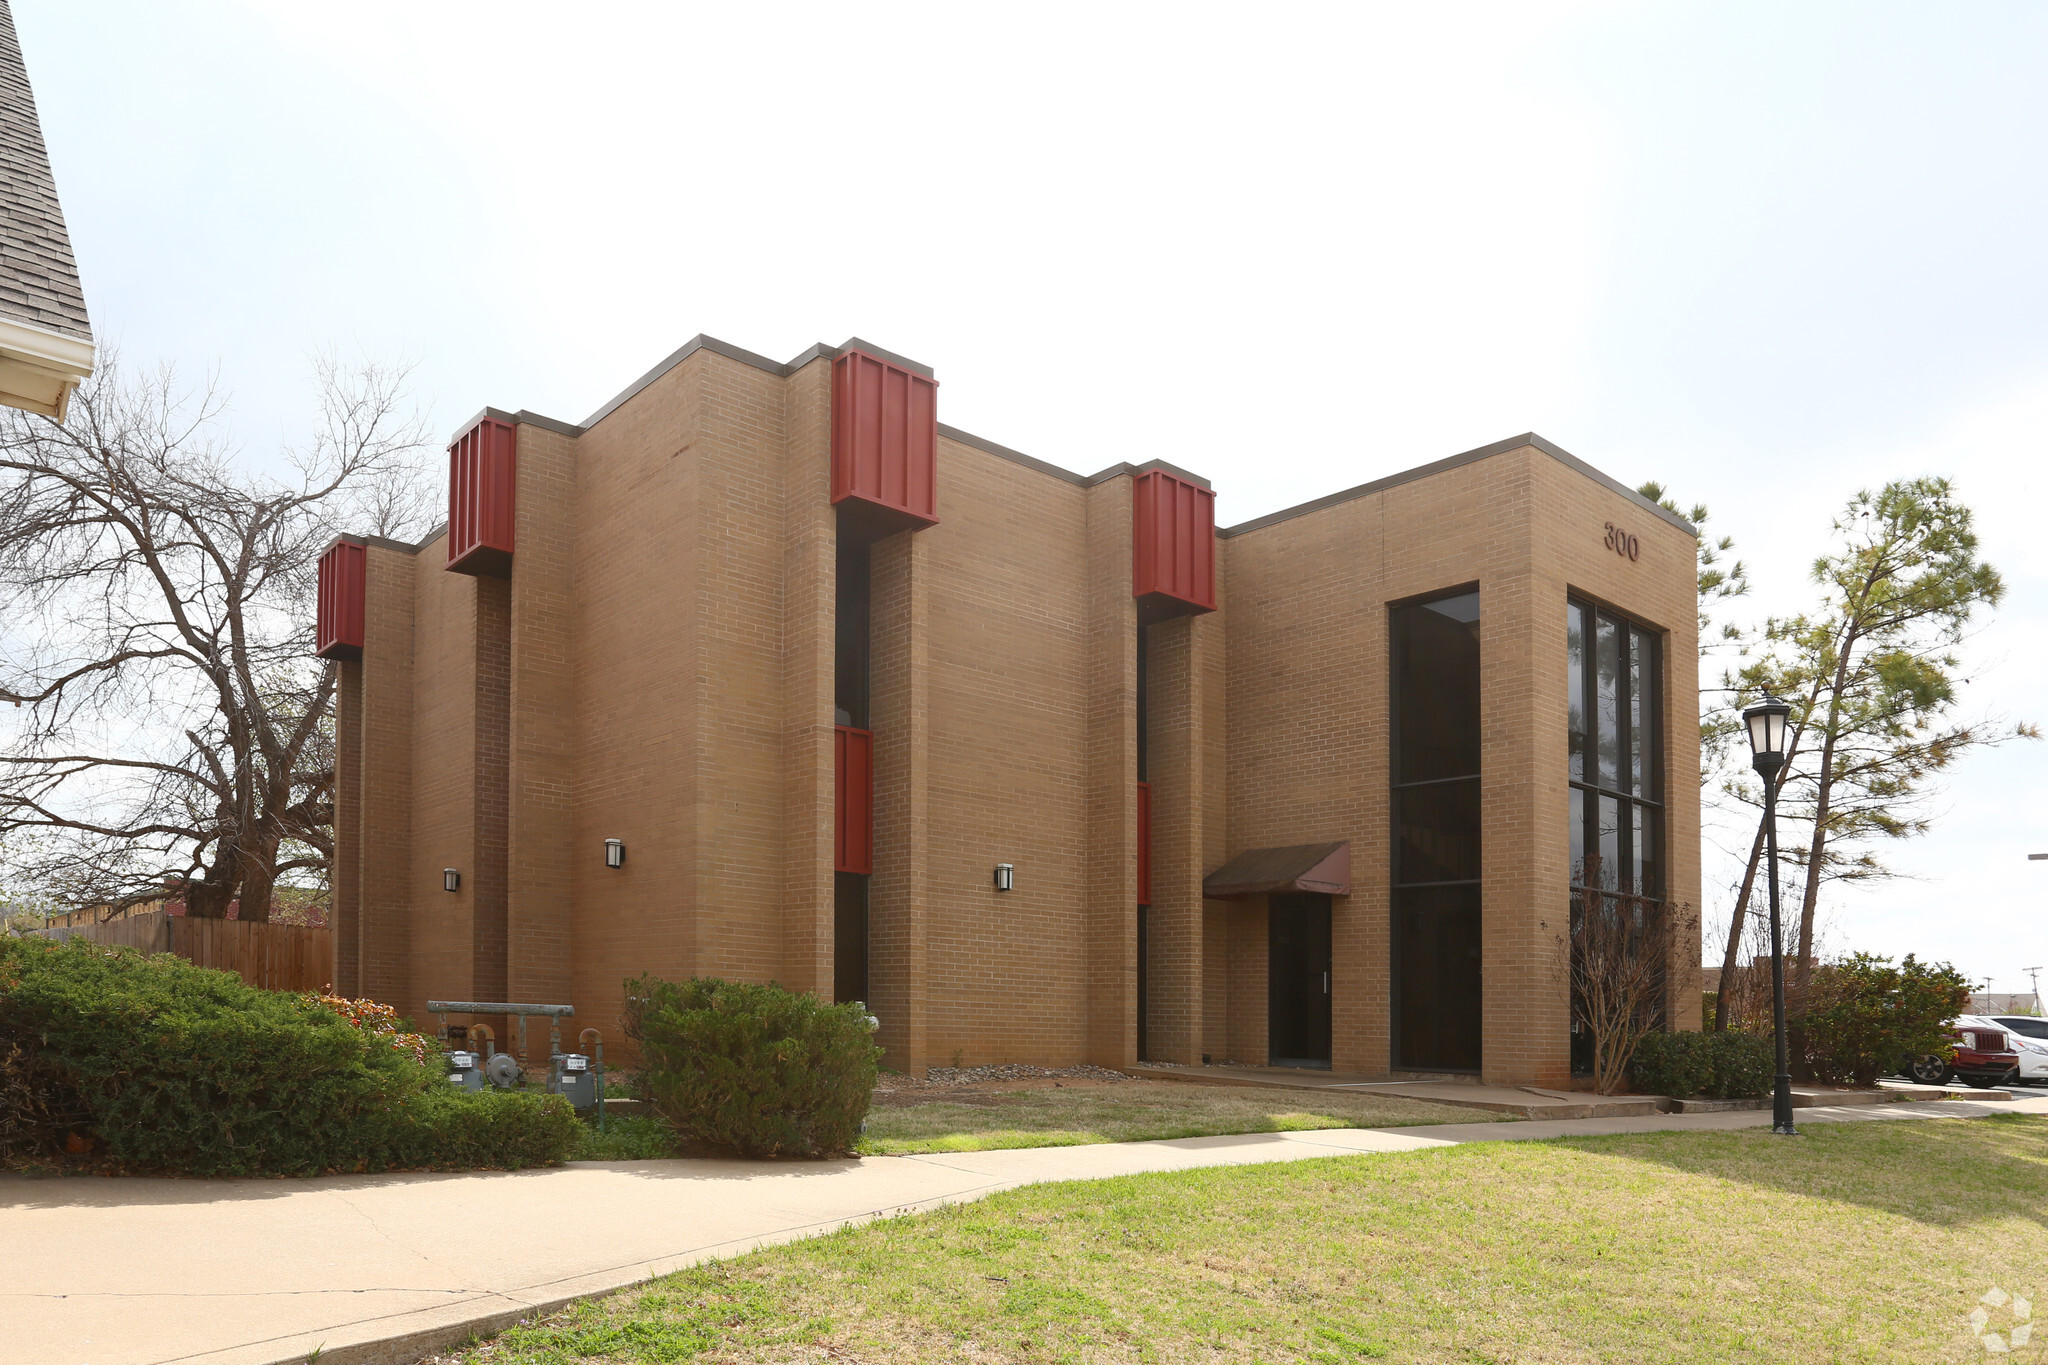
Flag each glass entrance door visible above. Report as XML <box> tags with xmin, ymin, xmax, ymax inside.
<box><xmin>1268</xmin><ymin>893</ymin><xmax>1332</xmax><ymax>1068</ymax></box>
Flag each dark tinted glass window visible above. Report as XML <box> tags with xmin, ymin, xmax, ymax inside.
<box><xmin>1396</xmin><ymin>781</ymin><xmax>1480</xmax><ymax>884</ymax></box>
<box><xmin>1392</xmin><ymin>589</ymin><xmax>1482</xmax><ymax>1073</ymax></box>
<box><xmin>1565</xmin><ymin>597</ymin><xmax>1667</xmax><ymax>1075</ymax></box>
<box><xmin>1394</xmin><ymin>885</ymin><xmax>1482</xmax><ymax>1072</ymax></box>
<box><xmin>1566</xmin><ymin>599</ymin><xmax>1663</xmax><ymax>898</ymax></box>
<box><xmin>1394</xmin><ymin>591</ymin><xmax>1480</xmax><ymax>783</ymax></box>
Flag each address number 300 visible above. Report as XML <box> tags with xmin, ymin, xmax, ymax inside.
<box><xmin>1602</xmin><ymin>523</ymin><xmax>1641</xmax><ymax>562</ymax></box>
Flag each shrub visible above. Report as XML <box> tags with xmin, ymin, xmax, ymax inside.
<box><xmin>0</xmin><ymin>1032</ymin><xmax>89</xmax><ymax>1164</ymax></box>
<box><xmin>1629</xmin><ymin>1031</ymin><xmax>1715</xmax><ymax>1099</ymax></box>
<box><xmin>371</xmin><ymin>1086</ymin><xmax>580</xmax><ymax>1170</ymax></box>
<box><xmin>308</xmin><ymin>991</ymin><xmax>438</xmax><ymax>1066</ymax></box>
<box><xmin>0</xmin><ymin>937</ymin><xmax>576</xmax><ymax>1175</ymax></box>
<box><xmin>1702</xmin><ymin>1030</ymin><xmax>1773</xmax><ymax>1098</ymax></box>
<box><xmin>1801</xmin><ymin>953</ymin><xmax>1970</xmax><ymax>1086</ymax></box>
<box><xmin>623</xmin><ymin>975</ymin><xmax>881</xmax><ymax>1158</ymax></box>
<box><xmin>1628</xmin><ymin>1029</ymin><xmax>1773</xmax><ymax>1099</ymax></box>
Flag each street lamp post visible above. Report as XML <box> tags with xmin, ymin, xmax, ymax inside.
<box><xmin>1744</xmin><ymin>693</ymin><xmax>1799</xmax><ymax>1137</ymax></box>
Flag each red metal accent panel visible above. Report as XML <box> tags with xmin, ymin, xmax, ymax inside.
<box><xmin>835</xmin><ymin>725</ymin><xmax>874</xmax><ymax>875</ymax></box>
<box><xmin>1131</xmin><ymin>469</ymin><xmax>1217</xmax><ymax>616</ymax></box>
<box><xmin>447</xmin><ymin>416</ymin><xmax>517</xmax><ymax>577</ymax></box>
<box><xmin>832</xmin><ymin>349</ymin><xmax>938</xmax><ymax>539</ymax></box>
<box><xmin>1136</xmin><ymin>780</ymin><xmax>1152</xmax><ymax>907</ymax></box>
<box><xmin>314</xmin><ymin>540</ymin><xmax>365</xmax><ymax>660</ymax></box>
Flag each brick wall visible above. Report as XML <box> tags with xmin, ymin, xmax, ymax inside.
<box><xmin>1219</xmin><ymin>444</ymin><xmax>1700</xmax><ymax>1083</ymax></box>
<box><xmin>563</xmin><ymin>359</ymin><xmax>698</xmax><ymax>1043</ymax></box>
<box><xmin>344</xmin><ymin>342</ymin><xmax>1698</xmax><ymax>1089</ymax></box>
<box><xmin>918</xmin><ymin>439</ymin><xmax>1093</xmax><ymax>1068</ymax></box>
<box><xmin>405</xmin><ymin>534</ymin><xmax>477</xmax><ymax>1020</ymax></box>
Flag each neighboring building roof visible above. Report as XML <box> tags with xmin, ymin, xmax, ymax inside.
<box><xmin>0</xmin><ymin>0</ymin><xmax>92</xmax><ymax>419</ymax></box>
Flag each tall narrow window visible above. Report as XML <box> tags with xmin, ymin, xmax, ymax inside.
<box><xmin>1565</xmin><ymin>599</ymin><xmax>1661</xmax><ymax>898</ymax></box>
<box><xmin>1565</xmin><ymin>598</ymin><xmax>1664</xmax><ymax>1071</ymax></box>
<box><xmin>1391</xmin><ymin>589</ymin><xmax>1482</xmax><ymax>1073</ymax></box>
<box><xmin>834</xmin><ymin>539</ymin><xmax>872</xmax><ymax>1006</ymax></box>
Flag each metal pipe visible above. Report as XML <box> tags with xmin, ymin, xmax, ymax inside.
<box><xmin>580</xmin><ymin>1027</ymin><xmax>606</xmax><ymax>1133</ymax></box>
<box><xmin>425</xmin><ymin>1001</ymin><xmax>575</xmax><ymax>1017</ymax></box>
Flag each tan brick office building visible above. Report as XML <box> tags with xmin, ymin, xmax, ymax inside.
<box><xmin>316</xmin><ymin>335</ymin><xmax>1700</xmax><ymax>1087</ymax></box>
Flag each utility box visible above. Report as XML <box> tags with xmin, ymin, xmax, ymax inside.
<box><xmin>445</xmin><ymin>1050</ymin><xmax>484</xmax><ymax>1092</ymax></box>
<box><xmin>550</xmin><ymin>1053</ymin><xmax>597</xmax><ymax>1110</ymax></box>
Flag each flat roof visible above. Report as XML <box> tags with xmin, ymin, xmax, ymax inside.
<box><xmin>423</xmin><ymin>333</ymin><xmax>1697</xmax><ymax>551</ymax></box>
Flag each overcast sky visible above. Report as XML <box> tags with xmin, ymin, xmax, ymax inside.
<box><xmin>19</xmin><ymin>1</ymin><xmax>2045</xmax><ymax>994</ymax></box>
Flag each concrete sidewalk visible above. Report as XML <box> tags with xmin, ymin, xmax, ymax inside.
<box><xmin>9</xmin><ymin>1093</ymin><xmax>2045</xmax><ymax>1365</ymax></box>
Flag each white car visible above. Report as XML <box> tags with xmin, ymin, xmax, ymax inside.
<box><xmin>1983</xmin><ymin>1015</ymin><xmax>2048</xmax><ymax>1086</ymax></box>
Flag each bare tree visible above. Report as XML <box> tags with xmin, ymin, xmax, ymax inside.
<box><xmin>0</xmin><ymin>352</ymin><xmax>433</xmax><ymax>921</ymax></box>
<box><xmin>1551</xmin><ymin>860</ymin><xmax>1699</xmax><ymax>1095</ymax></box>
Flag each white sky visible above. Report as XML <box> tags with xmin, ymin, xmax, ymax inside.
<box><xmin>18</xmin><ymin>1</ymin><xmax>2046</xmax><ymax>994</ymax></box>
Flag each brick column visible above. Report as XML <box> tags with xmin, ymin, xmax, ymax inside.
<box><xmin>1085</xmin><ymin>476</ymin><xmax>1138</xmax><ymax>1068</ymax></box>
<box><xmin>1144</xmin><ymin>614</ymin><xmax>1207</xmax><ymax>1064</ymax></box>
<box><xmin>331</xmin><ymin>658</ymin><xmax>363</xmax><ymax>997</ymax></box>
<box><xmin>472</xmin><ymin>574</ymin><xmax>511</xmax><ymax>1006</ymax></box>
<box><xmin>1478</xmin><ymin>455</ymin><xmax>1570</xmax><ymax>1087</ymax></box>
<box><xmin>869</xmin><ymin>526</ymin><xmax>929</xmax><ymax>1073</ymax></box>
<box><xmin>507</xmin><ymin>424</ymin><xmax>577</xmax><ymax>1007</ymax></box>
<box><xmin>781</xmin><ymin>355</ymin><xmax>837</xmax><ymax>997</ymax></box>
<box><xmin>355</xmin><ymin>543</ymin><xmax>416</xmax><ymax>1007</ymax></box>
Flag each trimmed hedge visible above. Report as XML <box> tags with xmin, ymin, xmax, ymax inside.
<box><xmin>1630</xmin><ymin>1029</ymin><xmax>1773</xmax><ymax>1100</ymax></box>
<box><xmin>624</xmin><ymin>975</ymin><xmax>880</xmax><ymax>1158</ymax></box>
<box><xmin>0</xmin><ymin>937</ymin><xmax>576</xmax><ymax>1175</ymax></box>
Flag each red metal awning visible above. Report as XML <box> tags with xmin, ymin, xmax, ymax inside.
<box><xmin>1202</xmin><ymin>842</ymin><xmax>1351</xmax><ymax>900</ymax></box>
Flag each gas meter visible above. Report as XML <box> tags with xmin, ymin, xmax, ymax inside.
<box><xmin>549</xmin><ymin>1052</ymin><xmax>596</xmax><ymax>1110</ymax></box>
<box><xmin>445</xmin><ymin>1050</ymin><xmax>483</xmax><ymax>1092</ymax></box>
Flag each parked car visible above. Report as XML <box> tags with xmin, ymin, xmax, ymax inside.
<box><xmin>1901</xmin><ymin>1021</ymin><xmax>2020</xmax><ymax>1088</ymax></box>
<box><xmin>1984</xmin><ymin>1014</ymin><xmax>2048</xmax><ymax>1087</ymax></box>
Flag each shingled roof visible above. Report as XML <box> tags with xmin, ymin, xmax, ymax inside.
<box><xmin>0</xmin><ymin>0</ymin><xmax>87</xmax><ymax>344</ymax></box>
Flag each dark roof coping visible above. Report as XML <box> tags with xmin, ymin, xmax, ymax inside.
<box><xmin>936</xmin><ymin>426</ymin><xmax>1211</xmax><ymax>491</ymax></box>
<box><xmin>579</xmin><ymin>334</ymin><xmax>935</xmax><ymax>431</ymax></box>
<box><xmin>1218</xmin><ymin>433</ymin><xmax>1696</xmax><ymax>539</ymax></box>
<box><xmin>326</xmin><ymin>530</ymin><xmax>436</xmax><ymax>557</ymax></box>
<box><xmin>449</xmin><ymin>406</ymin><xmax>585</xmax><ymax>445</ymax></box>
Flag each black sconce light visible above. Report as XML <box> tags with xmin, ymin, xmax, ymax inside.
<box><xmin>993</xmin><ymin>863</ymin><xmax>1014</xmax><ymax>892</ymax></box>
<box><xmin>443</xmin><ymin>868</ymin><xmax>461</xmax><ymax>893</ymax></box>
<box><xmin>604</xmin><ymin>838</ymin><xmax>625</xmax><ymax>869</ymax></box>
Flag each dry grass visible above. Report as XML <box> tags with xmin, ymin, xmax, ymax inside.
<box><xmin>454</xmin><ymin>1114</ymin><xmax>2048</xmax><ymax>1363</ymax></box>
<box><xmin>858</xmin><ymin>1077</ymin><xmax>1511</xmax><ymax>1155</ymax></box>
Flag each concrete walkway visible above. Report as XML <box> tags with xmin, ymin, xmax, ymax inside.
<box><xmin>10</xmin><ymin>1092</ymin><xmax>2045</xmax><ymax>1365</ymax></box>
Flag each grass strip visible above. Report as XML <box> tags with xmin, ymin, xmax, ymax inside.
<box><xmin>472</xmin><ymin>1113</ymin><xmax>2048</xmax><ymax>1362</ymax></box>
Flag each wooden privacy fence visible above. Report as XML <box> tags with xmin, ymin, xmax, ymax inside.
<box><xmin>38</xmin><ymin>910</ymin><xmax>333</xmax><ymax>994</ymax></box>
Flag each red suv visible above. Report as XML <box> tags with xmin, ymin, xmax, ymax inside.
<box><xmin>1903</xmin><ymin>1023</ymin><xmax>2020</xmax><ymax>1088</ymax></box>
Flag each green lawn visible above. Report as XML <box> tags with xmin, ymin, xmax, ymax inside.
<box><xmin>567</xmin><ymin>1080</ymin><xmax>1509</xmax><ymax>1162</ymax></box>
<box><xmin>463</xmin><ymin>1115</ymin><xmax>2047</xmax><ymax>1363</ymax></box>
<box><xmin>857</xmin><ymin>1079</ymin><xmax>1511</xmax><ymax>1154</ymax></box>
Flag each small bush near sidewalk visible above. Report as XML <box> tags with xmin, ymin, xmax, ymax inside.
<box><xmin>1630</xmin><ymin>1029</ymin><xmax>1772</xmax><ymax>1099</ymax></box>
<box><xmin>0</xmin><ymin>937</ymin><xmax>576</xmax><ymax>1175</ymax></box>
<box><xmin>1802</xmin><ymin>953</ymin><xmax>1971</xmax><ymax>1085</ymax></box>
<box><xmin>623</xmin><ymin>975</ymin><xmax>881</xmax><ymax>1158</ymax></box>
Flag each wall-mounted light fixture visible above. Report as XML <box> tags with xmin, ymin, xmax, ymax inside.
<box><xmin>993</xmin><ymin>863</ymin><xmax>1014</xmax><ymax>892</ymax></box>
<box><xmin>443</xmin><ymin>868</ymin><xmax>461</xmax><ymax>893</ymax></box>
<box><xmin>604</xmin><ymin>838</ymin><xmax>625</xmax><ymax>869</ymax></box>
